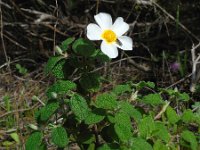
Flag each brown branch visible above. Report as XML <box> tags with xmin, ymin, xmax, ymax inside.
<box><xmin>0</xmin><ymin>2</ymin><xmax>9</xmax><ymax>68</ymax></box>
<box><xmin>0</xmin><ymin>103</ymin><xmax>40</xmax><ymax>118</ymax></box>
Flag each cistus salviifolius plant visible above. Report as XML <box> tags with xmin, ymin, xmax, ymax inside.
<box><xmin>25</xmin><ymin>12</ymin><xmax>200</xmax><ymax>150</ymax></box>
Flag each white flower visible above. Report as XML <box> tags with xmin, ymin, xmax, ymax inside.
<box><xmin>86</xmin><ymin>12</ymin><xmax>133</xmax><ymax>58</ymax></box>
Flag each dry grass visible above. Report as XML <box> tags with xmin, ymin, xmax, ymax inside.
<box><xmin>0</xmin><ymin>0</ymin><xmax>200</xmax><ymax>149</ymax></box>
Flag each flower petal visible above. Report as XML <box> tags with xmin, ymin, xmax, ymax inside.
<box><xmin>112</xmin><ymin>17</ymin><xmax>129</xmax><ymax>37</ymax></box>
<box><xmin>86</xmin><ymin>23</ymin><xmax>102</xmax><ymax>40</ymax></box>
<box><xmin>116</xmin><ymin>36</ymin><xmax>133</xmax><ymax>50</ymax></box>
<box><xmin>94</xmin><ymin>12</ymin><xmax>112</xmax><ymax>29</ymax></box>
<box><xmin>101</xmin><ymin>41</ymin><xmax>118</xmax><ymax>58</ymax></box>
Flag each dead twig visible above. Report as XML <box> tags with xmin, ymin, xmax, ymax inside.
<box><xmin>190</xmin><ymin>42</ymin><xmax>200</xmax><ymax>92</ymax></box>
<box><xmin>0</xmin><ymin>102</ymin><xmax>40</xmax><ymax>118</ymax></box>
<box><xmin>166</xmin><ymin>73</ymin><xmax>192</xmax><ymax>89</ymax></box>
<box><xmin>154</xmin><ymin>101</ymin><xmax>170</xmax><ymax>120</ymax></box>
<box><xmin>0</xmin><ymin>2</ymin><xmax>10</xmax><ymax>69</ymax></box>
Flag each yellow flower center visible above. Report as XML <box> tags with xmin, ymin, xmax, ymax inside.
<box><xmin>101</xmin><ymin>30</ymin><xmax>117</xmax><ymax>44</ymax></box>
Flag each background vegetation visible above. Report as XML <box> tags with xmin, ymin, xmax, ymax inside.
<box><xmin>0</xmin><ymin>0</ymin><xmax>200</xmax><ymax>149</ymax></box>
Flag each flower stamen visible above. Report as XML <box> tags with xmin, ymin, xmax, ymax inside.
<box><xmin>101</xmin><ymin>30</ymin><xmax>117</xmax><ymax>44</ymax></box>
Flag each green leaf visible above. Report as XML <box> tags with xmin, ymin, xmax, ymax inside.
<box><xmin>51</xmin><ymin>127</ymin><xmax>68</xmax><ymax>148</ymax></box>
<box><xmin>153</xmin><ymin>122</ymin><xmax>170</xmax><ymax>143</ymax></box>
<box><xmin>153</xmin><ymin>140</ymin><xmax>168</xmax><ymax>150</ymax></box>
<box><xmin>101</xmin><ymin>124</ymin><xmax>118</xmax><ymax>142</ymax></box>
<box><xmin>108</xmin><ymin>112</ymin><xmax>133</xmax><ymax>142</ymax></box>
<box><xmin>60</xmin><ymin>37</ymin><xmax>75</xmax><ymax>51</ymax></box>
<box><xmin>119</xmin><ymin>101</ymin><xmax>142</xmax><ymax>123</ymax></box>
<box><xmin>178</xmin><ymin>92</ymin><xmax>190</xmax><ymax>101</ymax></box>
<box><xmin>138</xmin><ymin>115</ymin><xmax>155</xmax><ymax>139</ymax></box>
<box><xmin>51</xmin><ymin>59</ymin><xmax>66</xmax><ymax>79</ymax></box>
<box><xmin>93</xmin><ymin>50</ymin><xmax>110</xmax><ymax>62</ymax></box>
<box><xmin>192</xmin><ymin>102</ymin><xmax>200</xmax><ymax>115</ymax></box>
<box><xmin>44</xmin><ymin>56</ymin><xmax>64</xmax><ymax>75</ymax></box>
<box><xmin>112</xmin><ymin>84</ymin><xmax>132</xmax><ymax>95</ymax></box>
<box><xmin>95</xmin><ymin>93</ymin><xmax>117</xmax><ymax>110</ymax></box>
<box><xmin>39</xmin><ymin>102</ymin><xmax>59</xmax><ymax>121</ymax></box>
<box><xmin>97</xmin><ymin>144</ymin><xmax>119</xmax><ymax>150</ymax></box>
<box><xmin>72</xmin><ymin>38</ymin><xmax>96</xmax><ymax>57</ymax></box>
<box><xmin>114</xmin><ymin>123</ymin><xmax>132</xmax><ymax>141</ymax></box>
<box><xmin>130</xmin><ymin>137</ymin><xmax>153</xmax><ymax>150</ymax></box>
<box><xmin>25</xmin><ymin>132</ymin><xmax>43</xmax><ymax>150</ymax></box>
<box><xmin>88</xmin><ymin>143</ymin><xmax>95</xmax><ymax>150</ymax></box>
<box><xmin>46</xmin><ymin>80</ymin><xmax>76</xmax><ymax>98</ymax></box>
<box><xmin>80</xmin><ymin>73</ymin><xmax>100</xmax><ymax>92</ymax></box>
<box><xmin>10</xmin><ymin>132</ymin><xmax>20</xmax><ymax>144</ymax></box>
<box><xmin>141</xmin><ymin>93</ymin><xmax>163</xmax><ymax>106</ymax></box>
<box><xmin>114</xmin><ymin>112</ymin><xmax>132</xmax><ymax>129</ymax></box>
<box><xmin>135</xmin><ymin>81</ymin><xmax>155</xmax><ymax>90</ymax></box>
<box><xmin>70</xmin><ymin>94</ymin><xmax>90</xmax><ymax>121</ymax></box>
<box><xmin>181</xmin><ymin>109</ymin><xmax>194</xmax><ymax>123</ymax></box>
<box><xmin>2</xmin><ymin>141</ymin><xmax>14</xmax><ymax>146</ymax></box>
<box><xmin>77</xmin><ymin>132</ymin><xmax>95</xmax><ymax>144</ymax></box>
<box><xmin>166</xmin><ymin>106</ymin><xmax>180</xmax><ymax>124</ymax></box>
<box><xmin>181</xmin><ymin>130</ymin><xmax>198</xmax><ymax>150</ymax></box>
<box><xmin>16</xmin><ymin>64</ymin><xmax>28</xmax><ymax>75</ymax></box>
<box><xmin>107</xmin><ymin>114</ymin><xmax>115</xmax><ymax>123</ymax></box>
<box><xmin>84</xmin><ymin>109</ymin><xmax>105</xmax><ymax>125</ymax></box>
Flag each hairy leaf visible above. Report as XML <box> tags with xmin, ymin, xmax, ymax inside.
<box><xmin>70</xmin><ymin>94</ymin><xmax>90</xmax><ymax>121</ymax></box>
<box><xmin>51</xmin><ymin>127</ymin><xmax>68</xmax><ymax>148</ymax></box>
<box><xmin>46</xmin><ymin>80</ymin><xmax>76</xmax><ymax>98</ymax></box>
<box><xmin>95</xmin><ymin>93</ymin><xmax>117</xmax><ymax>110</ymax></box>
<box><xmin>25</xmin><ymin>132</ymin><xmax>43</xmax><ymax>150</ymax></box>
<box><xmin>181</xmin><ymin>130</ymin><xmax>198</xmax><ymax>150</ymax></box>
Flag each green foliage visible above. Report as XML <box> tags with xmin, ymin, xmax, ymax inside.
<box><xmin>141</xmin><ymin>93</ymin><xmax>163</xmax><ymax>106</ymax></box>
<box><xmin>25</xmin><ymin>132</ymin><xmax>44</xmax><ymax>150</ymax></box>
<box><xmin>93</xmin><ymin>50</ymin><xmax>110</xmax><ymax>62</ymax></box>
<box><xmin>72</xmin><ymin>38</ymin><xmax>96</xmax><ymax>56</ymax></box>
<box><xmin>166</xmin><ymin>106</ymin><xmax>180</xmax><ymax>124</ymax></box>
<box><xmin>138</xmin><ymin>115</ymin><xmax>155</xmax><ymax>139</ymax></box>
<box><xmin>26</xmin><ymin>37</ymin><xmax>199</xmax><ymax>150</ymax></box>
<box><xmin>80</xmin><ymin>73</ymin><xmax>101</xmax><ymax>92</ymax></box>
<box><xmin>112</xmin><ymin>84</ymin><xmax>132</xmax><ymax>95</ymax></box>
<box><xmin>44</xmin><ymin>56</ymin><xmax>64</xmax><ymax>75</ymax></box>
<box><xmin>114</xmin><ymin>123</ymin><xmax>132</xmax><ymax>141</ymax></box>
<box><xmin>163</xmin><ymin>88</ymin><xmax>190</xmax><ymax>102</ymax></box>
<box><xmin>153</xmin><ymin>140</ymin><xmax>168</xmax><ymax>150</ymax></box>
<box><xmin>130</xmin><ymin>137</ymin><xmax>153</xmax><ymax>150</ymax></box>
<box><xmin>178</xmin><ymin>92</ymin><xmax>190</xmax><ymax>101</ymax></box>
<box><xmin>51</xmin><ymin>127</ymin><xmax>68</xmax><ymax>148</ymax></box>
<box><xmin>10</xmin><ymin>133</ymin><xmax>20</xmax><ymax>144</ymax></box>
<box><xmin>95</xmin><ymin>93</ymin><xmax>117</xmax><ymax>110</ymax></box>
<box><xmin>70</xmin><ymin>94</ymin><xmax>90</xmax><ymax>121</ymax></box>
<box><xmin>97</xmin><ymin>144</ymin><xmax>118</xmax><ymax>150</ymax></box>
<box><xmin>181</xmin><ymin>109</ymin><xmax>194</xmax><ymax>123</ymax></box>
<box><xmin>36</xmin><ymin>101</ymin><xmax>59</xmax><ymax>122</ymax></box>
<box><xmin>51</xmin><ymin>59</ymin><xmax>66</xmax><ymax>79</ymax></box>
<box><xmin>15</xmin><ymin>63</ymin><xmax>28</xmax><ymax>75</ymax></box>
<box><xmin>134</xmin><ymin>81</ymin><xmax>155</xmax><ymax>90</ymax></box>
<box><xmin>46</xmin><ymin>80</ymin><xmax>76</xmax><ymax>98</ymax></box>
<box><xmin>181</xmin><ymin>130</ymin><xmax>198</xmax><ymax>150</ymax></box>
<box><xmin>153</xmin><ymin>122</ymin><xmax>170</xmax><ymax>143</ymax></box>
<box><xmin>118</xmin><ymin>101</ymin><xmax>142</xmax><ymax>123</ymax></box>
<box><xmin>84</xmin><ymin>109</ymin><xmax>105</xmax><ymax>125</ymax></box>
<box><xmin>60</xmin><ymin>37</ymin><xmax>75</xmax><ymax>52</ymax></box>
